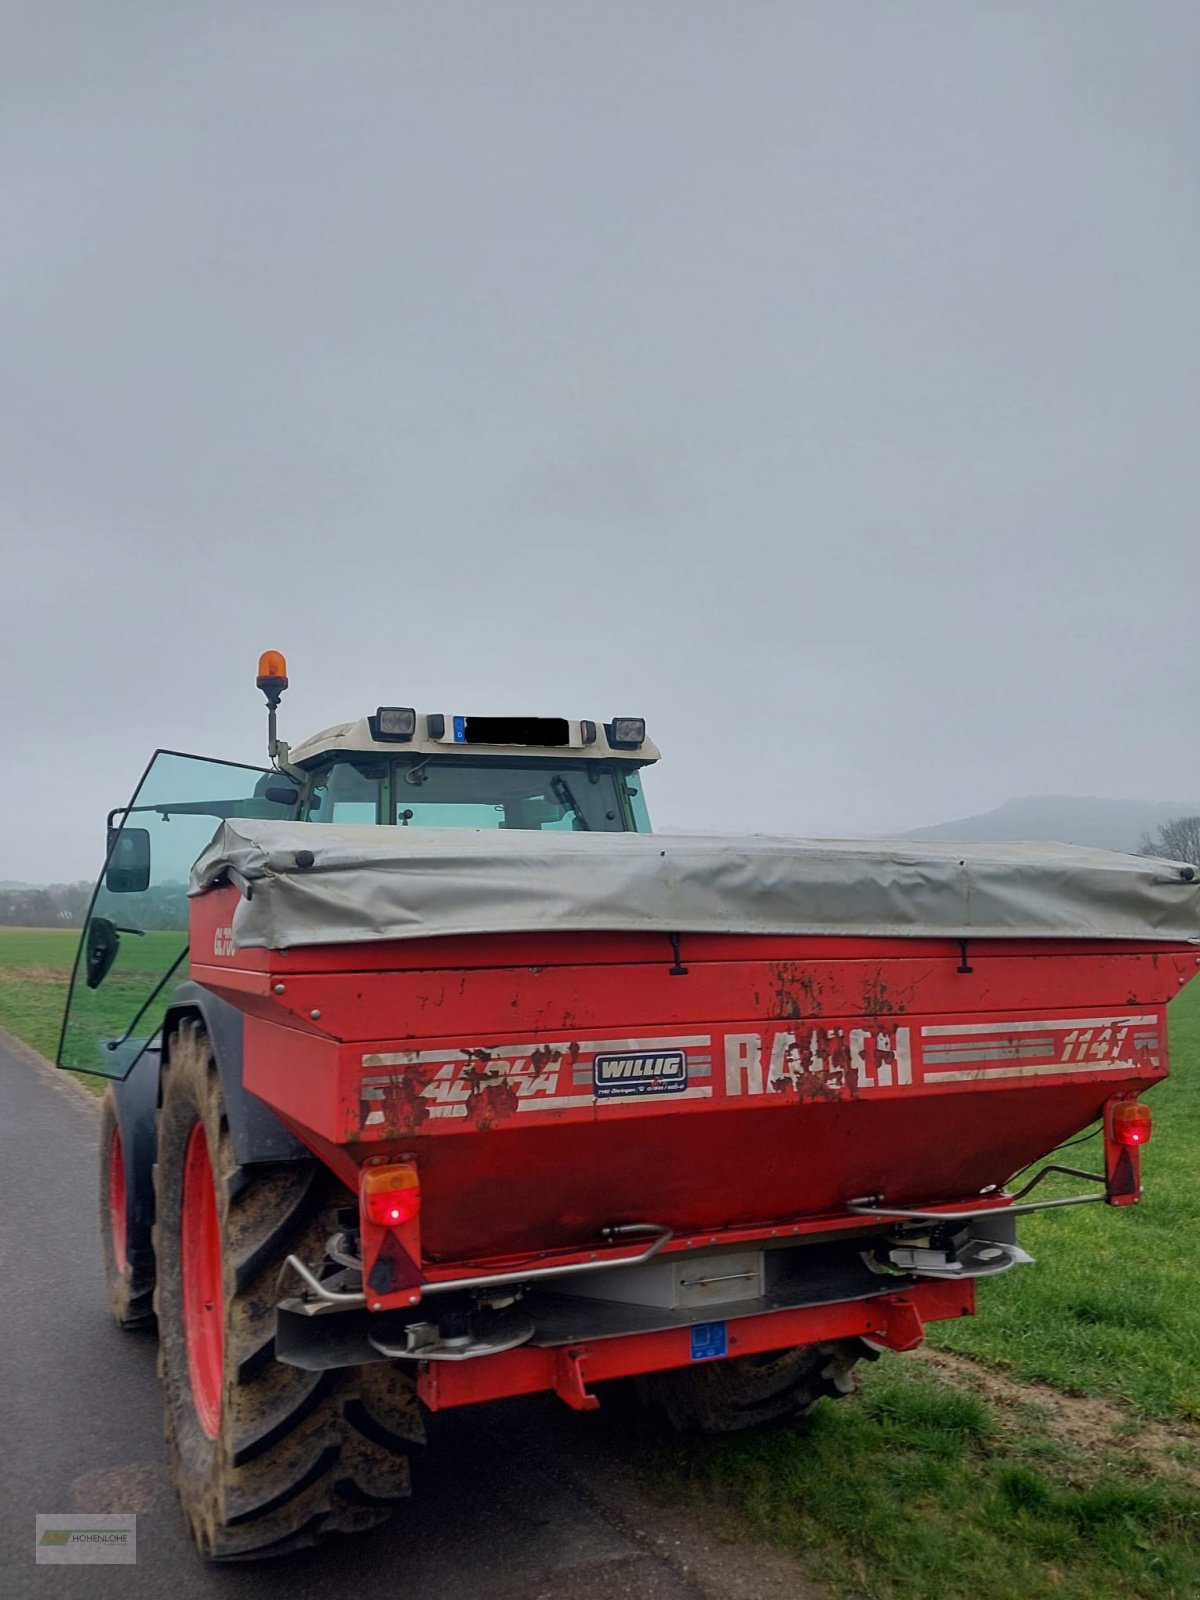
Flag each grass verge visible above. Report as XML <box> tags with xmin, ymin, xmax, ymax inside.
<box><xmin>0</xmin><ymin>927</ymin><xmax>79</xmax><ymax>1062</ymax></box>
<box><xmin>665</xmin><ymin>1359</ymin><xmax>1200</xmax><ymax>1600</ymax></box>
<box><xmin>0</xmin><ymin>925</ymin><xmax>112</xmax><ymax>1093</ymax></box>
<box><xmin>930</xmin><ymin>984</ymin><xmax>1200</xmax><ymax>1423</ymax></box>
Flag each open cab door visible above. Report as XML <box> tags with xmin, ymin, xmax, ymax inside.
<box><xmin>58</xmin><ymin>751</ymin><xmax>299</xmax><ymax>1080</ymax></box>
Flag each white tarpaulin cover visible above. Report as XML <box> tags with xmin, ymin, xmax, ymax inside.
<box><xmin>189</xmin><ymin>820</ymin><xmax>1200</xmax><ymax>951</ymax></box>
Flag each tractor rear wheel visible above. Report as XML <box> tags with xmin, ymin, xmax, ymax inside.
<box><xmin>99</xmin><ymin>1088</ymin><xmax>155</xmax><ymax>1329</ymax></box>
<box><xmin>637</xmin><ymin>1340</ymin><xmax>872</xmax><ymax>1433</ymax></box>
<box><xmin>152</xmin><ymin>1020</ymin><xmax>424</xmax><ymax>1560</ymax></box>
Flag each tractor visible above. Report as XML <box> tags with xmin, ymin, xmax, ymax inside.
<box><xmin>59</xmin><ymin>653</ymin><xmax>1198</xmax><ymax>1558</ymax></box>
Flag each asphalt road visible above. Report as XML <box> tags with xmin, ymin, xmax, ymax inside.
<box><xmin>0</xmin><ymin>1034</ymin><xmax>817</xmax><ymax>1600</ymax></box>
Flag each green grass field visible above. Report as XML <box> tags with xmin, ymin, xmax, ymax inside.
<box><xmin>2</xmin><ymin>927</ymin><xmax>1199</xmax><ymax>1596</ymax></box>
<box><xmin>931</xmin><ymin>985</ymin><xmax>1200</xmax><ymax>1423</ymax></box>
<box><xmin>0</xmin><ymin>926</ymin><xmax>81</xmax><ymax>1061</ymax></box>
<box><xmin>0</xmin><ymin>924</ymin><xmax>185</xmax><ymax>1092</ymax></box>
<box><xmin>664</xmin><ymin>1357</ymin><xmax>1200</xmax><ymax>1600</ymax></box>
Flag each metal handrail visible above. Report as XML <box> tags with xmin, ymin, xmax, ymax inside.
<box><xmin>281</xmin><ymin>1222</ymin><xmax>673</xmax><ymax>1309</ymax></box>
<box><xmin>847</xmin><ymin>1164</ymin><xmax>1112</xmax><ymax>1224</ymax></box>
<box><xmin>423</xmin><ymin>1223</ymin><xmax>673</xmax><ymax>1295</ymax></box>
<box><xmin>1007</xmin><ymin>1163</ymin><xmax>1107</xmax><ymax>1201</ymax></box>
<box><xmin>280</xmin><ymin>1257</ymin><xmax>366</xmax><ymax>1305</ymax></box>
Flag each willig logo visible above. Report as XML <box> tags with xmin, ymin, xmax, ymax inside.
<box><xmin>213</xmin><ymin>926</ymin><xmax>236</xmax><ymax>958</ymax></box>
<box><xmin>593</xmin><ymin>1049</ymin><xmax>688</xmax><ymax>1099</ymax></box>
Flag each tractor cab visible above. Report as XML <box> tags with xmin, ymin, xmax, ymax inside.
<box><xmin>58</xmin><ymin>653</ymin><xmax>658</xmax><ymax>1077</ymax></box>
<box><xmin>286</xmin><ymin>713</ymin><xmax>656</xmax><ymax>834</ymax></box>
<box><xmin>256</xmin><ymin>651</ymin><xmax>657</xmax><ymax>836</ymax></box>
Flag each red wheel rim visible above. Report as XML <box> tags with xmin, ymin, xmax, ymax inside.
<box><xmin>107</xmin><ymin>1124</ymin><xmax>128</xmax><ymax>1276</ymax></box>
<box><xmin>181</xmin><ymin>1122</ymin><xmax>223</xmax><ymax>1439</ymax></box>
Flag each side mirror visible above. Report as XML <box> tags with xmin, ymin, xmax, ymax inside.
<box><xmin>105</xmin><ymin>827</ymin><xmax>151</xmax><ymax>894</ymax></box>
<box><xmin>85</xmin><ymin>917</ymin><xmax>120</xmax><ymax>989</ymax></box>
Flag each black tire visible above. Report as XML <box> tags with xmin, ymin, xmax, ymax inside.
<box><xmin>637</xmin><ymin>1340</ymin><xmax>873</xmax><ymax>1434</ymax></box>
<box><xmin>153</xmin><ymin>1020</ymin><xmax>424</xmax><ymax>1560</ymax></box>
<box><xmin>99</xmin><ymin>1088</ymin><xmax>155</xmax><ymax>1329</ymax></box>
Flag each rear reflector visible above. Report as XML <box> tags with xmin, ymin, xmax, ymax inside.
<box><xmin>362</xmin><ymin>1163</ymin><xmax>420</xmax><ymax>1228</ymax></box>
<box><xmin>1111</xmin><ymin>1101</ymin><xmax>1152</xmax><ymax>1148</ymax></box>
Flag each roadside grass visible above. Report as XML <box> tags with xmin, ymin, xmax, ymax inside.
<box><xmin>665</xmin><ymin>1362</ymin><xmax>1200</xmax><ymax>1600</ymax></box>
<box><xmin>930</xmin><ymin>982</ymin><xmax>1200</xmax><ymax>1423</ymax></box>
<box><xmin>0</xmin><ymin>927</ymin><xmax>79</xmax><ymax>1061</ymax></box>
<box><xmin>0</xmin><ymin>924</ymin><xmax>185</xmax><ymax>1094</ymax></box>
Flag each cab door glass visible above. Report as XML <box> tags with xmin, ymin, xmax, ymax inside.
<box><xmin>306</xmin><ymin>759</ymin><xmax>385</xmax><ymax>823</ymax></box>
<box><xmin>58</xmin><ymin>752</ymin><xmax>294</xmax><ymax>1078</ymax></box>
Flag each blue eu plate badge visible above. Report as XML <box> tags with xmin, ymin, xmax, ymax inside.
<box><xmin>690</xmin><ymin>1322</ymin><xmax>728</xmax><ymax>1361</ymax></box>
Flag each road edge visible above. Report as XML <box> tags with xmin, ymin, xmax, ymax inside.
<box><xmin>0</xmin><ymin>1023</ymin><xmax>102</xmax><ymax>1121</ymax></box>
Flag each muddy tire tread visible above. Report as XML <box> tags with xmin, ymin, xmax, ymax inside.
<box><xmin>153</xmin><ymin>1020</ymin><xmax>424</xmax><ymax>1560</ymax></box>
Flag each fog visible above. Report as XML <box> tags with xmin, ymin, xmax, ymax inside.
<box><xmin>3</xmin><ymin>2</ymin><xmax>1197</xmax><ymax>883</ymax></box>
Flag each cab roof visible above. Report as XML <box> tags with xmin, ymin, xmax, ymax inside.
<box><xmin>288</xmin><ymin>715</ymin><xmax>660</xmax><ymax>769</ymax></box>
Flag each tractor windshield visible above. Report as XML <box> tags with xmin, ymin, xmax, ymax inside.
<box><xmin>304</xmin><ymin>757</ymin><xmax>651</xmax><ymax>833</ymax></box>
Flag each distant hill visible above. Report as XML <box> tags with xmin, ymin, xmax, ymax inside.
<box><xmin>900</xmin><ymin>796</ymin><xmax>1200</xmax><ymax>855</ymax></box>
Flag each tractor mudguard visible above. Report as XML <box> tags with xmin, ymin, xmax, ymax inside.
<box><xmin>108</xmin><ymin>1041</ymin><xmax>162</xmax><ymax>1278</ymax></box>
<box><xmin>161</xmin><ymin>982</ymin><xmax>310</xmax><ymax>1166</ymax></box>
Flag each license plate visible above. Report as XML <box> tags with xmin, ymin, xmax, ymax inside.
<box><xmin>690</xmin><ymin>1321</ymin><xmax>728</xmax><ymax>1361</ymax></box>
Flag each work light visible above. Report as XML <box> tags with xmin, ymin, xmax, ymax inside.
<box><xmin>608</xmin><ymin>717</ymin><xmax>647</xmax><ymax>749</ymax></box>
<box><xmin>372</xmin><ymin>706</ymin><xmax>417</xmax><ymax>741</ymax></box>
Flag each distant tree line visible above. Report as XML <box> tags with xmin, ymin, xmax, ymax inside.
<box><xmin>0</xmin><ymin>881</ymin><xmax>192</xmax><ymax>932</ymax></box>
<box><xmin>0</xmin><ymin>882</ymin><xmax>93</xmax><ymax>928</ymax></box>
<box><xmin>1138</xmin><ymin>815</ymin><xmax>1200</xmax><ymax>867</ymax></box>
<box><xmin>113</xmin><ymin>884</ymin><xmax>191</xmax><ymax>931</ymax></box>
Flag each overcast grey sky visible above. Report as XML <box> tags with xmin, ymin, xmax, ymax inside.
<box><xmin>3</xmin><ymin>2</ymin><xmax>1198</xmax><ymax>883</ymax></box>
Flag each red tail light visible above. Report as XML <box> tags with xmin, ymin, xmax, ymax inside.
<box><xmin>1111</xmin><ymin>1101</ymin><xmax>1152</xmax><ymax>1148</ymax></box>
<box><xmin>362</xmin><ymin>1163</ymin><xmax>420</xmax><ymax>1227</ymax></box>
